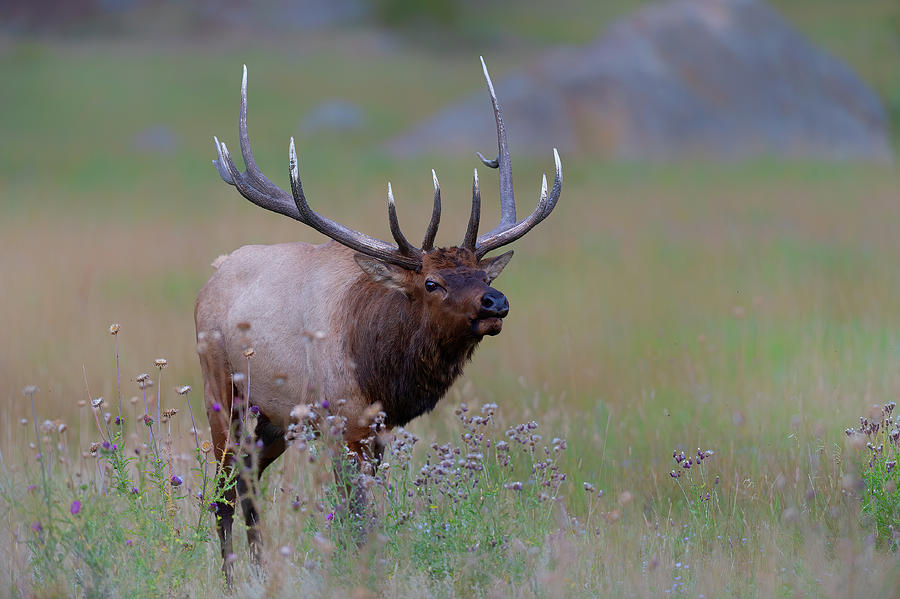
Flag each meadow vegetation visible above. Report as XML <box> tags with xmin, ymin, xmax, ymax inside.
<box><xmin>1</xmin><ymin>2</ymin><xmax>899</xmax><ymax>596</ymax></box>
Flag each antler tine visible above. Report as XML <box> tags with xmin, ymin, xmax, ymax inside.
<box><xmin>237</xmin><ymin>65</ymin><xmax>289</xmax><ymax>199</ymax></box>
<box><xmin>288</xmin><ymin>138</ymin><xmax>421</xmax><ymax>270</ymax></box>
<box><xmin>421</xmin><ymin>169</ymin><xmax>442</xmax><ymax>251</ymax></box>
<box><xmin>477</xmin><ymin>57</ymin><xmax>516</xmax><ymax>234</ymax></box>
<box><xmin>212</xmin><ymin>67</ymin><xmax>300</xmax><ymax>220</ymax></box>
<box><xmin>474</xmin><ymin>148</ymin><xmax>562</xmax><ymax>259</ymax></box>
<box><xmin>387</xmin><ymin>183</ymin><xmax>418</xmax><ymax>256</ymax></box>
<box><xmin>462</xmin><ymin>168</ymin><xmax>481</xmax><ymax>251</ymax></box>
<box><xmin>215</xmin><ymin>139</ymin><xmax>299</xmax><ymax>219</ymax></box>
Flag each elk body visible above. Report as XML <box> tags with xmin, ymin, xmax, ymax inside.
<box><xmin>195</xmin><ymin>58</ymin><xmax>562</xmax><ymax>582</ymax></box>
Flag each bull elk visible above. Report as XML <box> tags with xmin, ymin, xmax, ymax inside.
<box><xmin>195</xmin><ymin>58</ymin><xmax>562</xmax><ymax>582</ymax></box>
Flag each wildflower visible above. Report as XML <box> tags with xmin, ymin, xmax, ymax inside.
<box><xmin>136</xmin><ymin>373</ymin><xmax>150</xmax><ymax>383</ymax></box>
<box><xmin>22</xmin><ymin>385</ymin><xmax>38</xmax><ymax>397</ymax></box>
<box><xmin>131</xmin><ymin>487</ymin><xmax>139</xmax><ymax>495</ymax></box>
<box><xmin>142</xmin><ymin>414</ymin><xmax>153</xmax><ymax>426</ymax></box>
<box><xmin>504</xmin><ymin>481</ymin><xmax>524</xmax><ymax>491</ymax></box>
<box><xmin>70</xmin><ymin>500</ymin><xmax>81</xmax><ymax>515</ymax></box>
<box><xmin>583</xmin><ymin>482</ymin><xmax>596</xmax><ymax>493</ymax></box>
<box><xmin>250</xmin><ymin>405</ymin><xmax>260</xmax><ymax>416</ymax></box>
<box><xmin>126</xmin><ymin>539</ymin><xmax>134</xmax><ymax>546</ymax></box>
<box><xmin>243</xmin><ymin>348</ymin><xmax>255</xmax><ymax>358</ymax></box>
<box><xmin>212</xmin><ymin>402</ymin><xmax>222</xmax><ymax>413</ymax></box>
<box><xmin>101</xmin><ymin>441</ymin><xmax>112</xmax><ymax>451</ymax></box>
<box><xmin>154</xmin><ymin>359</ymin><xmax>168</xmax><ymax>368</ymax></box>
<box><xmin>109</xmin><ymin>323</ymin><xmax>120</xmax><ymax>335</ymax></box>
<box><xmin>326</xmin><ymin>512</ymin><xmax>334</xmax><ymax>521</ymax></box>
<box><xmin>27</xmin><ymin>485</ymin><xmax>37</xmax><ymax>493</ymax></box>
<box><xmin>200</xmin><ymin>440</ymin><xmax>213</xmax><ymax>454</ymax></box>
<box><xmin>176</xmin><ymin>386</ymin><xmax>191</xmax><ymax>395</ymax></box>
<box><xmin>321</xmin><ymin>400</ymin><xmax>330</xmax><ymax>410</ymax></box>
<box><xmin>171</xmin><ymin>475</ymin><xmax>184</xmax><ymax>487</ymax></box>
<box><xmin>31</xmin><ymin>522</ymin><xmax>42</xmax><ymax>533</ymax></box>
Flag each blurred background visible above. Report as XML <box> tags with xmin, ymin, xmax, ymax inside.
<box><xmin>0</xmin><ymin>0</ymin><xmax>898</xmax><ymax>484</ymax></box>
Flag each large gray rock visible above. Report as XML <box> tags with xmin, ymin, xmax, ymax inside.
<box><xmin>388</xmin><ymin>0</ymin><xmax>892</xmax><ymax>161</ymax></box>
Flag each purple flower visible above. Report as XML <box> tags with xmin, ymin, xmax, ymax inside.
<box><xmin>250</xmin><ymin>405</ymin><xmax>260</xmax><ymax>416</ymax></box>
<box><xmin>125</xmin><ymin>539</ymin><xmax>133</xmax><ymax>546</ymax></box>
<box><xmin>321</xmin><ymin>400</ymin><xmax>330</xmax><ymax>409</ymax></box>
<box><xmin>212</xmin><ymin>402</ymin><xmax>222</xmax><ymax>413</ymax></box>
<box><xmin>102</xmin><ymin>441</ymin><xmax>111</xmax><ymax>451</ymax></box>
<box><xmin>170</xmin><ymin>475</ymin><xmax>183</xmax><ymax>487</ymax></box>
<box><xmin>326</xmin><ymin>512</ymin><xmax>334</xmax><ymax>521</ymax></box>
<box><xmin>70</xmin><ymin>500</ymin><xmax>82</xmax><ymax>515</ymax></box>
<box><xmin>131</xmin><ymin>487</ymin><xmax>139</xmax><ymax>495</ymax></box>
<box><xmin>27</xmin><ymin>484</ymin><xmax>37</xmax><ymax>493</ymax></box>
<box><xmin>31</xmin><ymin>521</ymin><xmax>42</xmax><ymax>533</ymax></box>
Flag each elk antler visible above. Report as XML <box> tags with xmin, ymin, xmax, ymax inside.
<box><xmin>468</xmin><ymin>57</ymin><xmax>563</xmax><ymax>259</ymax></box>
<box><xmin>213</xmin><ymin>65</ymin><xmax>424</xmax><ymax>271</ymax></box>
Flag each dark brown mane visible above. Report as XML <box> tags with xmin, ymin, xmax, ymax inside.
<box><xmin>344</xmin><ymin>265</ymin><xmax>481</xmax><ymax>427</ymax></box>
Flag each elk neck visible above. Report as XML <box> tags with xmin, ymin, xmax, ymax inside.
<box><xmin>343</xmin><ymin>275</ymin><xmax>481</xmax><ymax>427</ymax></box>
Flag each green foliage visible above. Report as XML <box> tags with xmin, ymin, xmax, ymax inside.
<box><xmin>846</xmin><ymin>402</ymin><xmax>900</xmax><ymax>550</ymax></box>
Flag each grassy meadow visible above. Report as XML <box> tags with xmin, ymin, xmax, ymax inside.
<box><xmin>1</xmin><ymin>2</ymin><xmax>900</xmax><ymax>596</ymax></box>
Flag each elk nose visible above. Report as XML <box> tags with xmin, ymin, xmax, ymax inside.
<box><xmin>480</xmin><ymin>289</ymin><xmax>509</xmax><ymax>318</ymax></box>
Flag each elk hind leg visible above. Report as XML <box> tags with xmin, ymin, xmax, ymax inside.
<box><xmin>238</xmin><ymin>414</ymin><xmax>286</xmax><ymax>565</ymax></box>
<box><xmin>198</xmin><ymin>330</ymin><xmax>239</xmax><ymax>585</ymax></box>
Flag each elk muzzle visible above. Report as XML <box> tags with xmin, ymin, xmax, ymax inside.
<box><xmin>472</xmin><ymin>288</ymin><xmax>509</xmax><ymax>336</ymax></box>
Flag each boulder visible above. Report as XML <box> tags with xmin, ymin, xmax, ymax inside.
<box><xmin>387</xmin><ymin>0</ymin><xmax>892</xmax><ymax>161</ymax></box>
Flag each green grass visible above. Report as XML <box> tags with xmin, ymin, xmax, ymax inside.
<box><xmin>1</xmin><ymin>7</ymin><xmax>899</xmax><ymax>597</ymax></box>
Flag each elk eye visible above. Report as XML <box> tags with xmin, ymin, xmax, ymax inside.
<box><xmin>425</xmin><ymin>280</ymin><xmax>441</xmax><ymax>293</ymax></box>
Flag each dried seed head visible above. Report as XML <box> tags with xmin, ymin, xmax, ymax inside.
<box><xmin>176</xmin><ymin>385</ymin><xmax>192</xmax><ymax>395</ymax></box>
<box><xmin>129</xmin><ymin>396</ymin><xmax>139</xmax><ymax>405</ymax></box>
<box><xmin>22</xmin><ymin>385</ymin><xmax>38</xmax><ymax>397</ymax></box>
<box><xmin>154</xmin><ymin>359</ymin><xmax>168</xmax><ymax>369</ymax></box>
<box><xmin>136</xmin><ymin>373</ymin><xmax>150</xmax><ymax>383</ymax></box>
<box><xmin>200</xmin><ymin>440</ymin><xmax>213</xmax><ymax>454</ymax></box>
<box><xmin>583</xmin><ymin>482</ymin><xmax>596</xmax><ymax>493</ymax></box>
<box><xmin>77</xmin><ymin>400</ymin><xmax>87</xmax><ymax>408</ymax></box>
<box><xmin>290</xmin><ymin>404</ymin><xmax>311</xmax><ymax>422</ymax></box>
<box><xmin>19</xmin><ymin>418</ymin><xmax>28</xmax><ymax>427</ymax></box>
<box><xmin>243</xmin><ymin>348</ymin><xmax>255</xmax><ymax>358</ymax></box>
<box><xmin>91</xmin><ymin>397</ymin><xmax>104</xmax><ymax>409</ymax></box>
<box><xmin>109</xmin><ymin>323</ymin><xmax>120</xmax><ymax>335</ymax></box>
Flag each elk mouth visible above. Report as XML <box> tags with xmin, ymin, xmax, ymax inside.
<box><xmin>471</xmin><ymin>316</ymin><xmax>504</xmax><ymax>337</ymax></box>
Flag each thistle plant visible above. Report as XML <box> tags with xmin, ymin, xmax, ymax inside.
<box><xmin>844</xmin><ymin>402</ymin><xmax>900</xmax><ymax>550</ymax></box>
<box><xmin>668</xmin><ymin>446</ymin><xmax>718</xmax><ymax>527</ymax></box>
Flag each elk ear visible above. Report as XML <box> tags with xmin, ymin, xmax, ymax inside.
<box><xmin>354</xmin><ymin>253</ymin><xmax>409</xmax><ymax>292</ymax></box>
<box><xmin>481</xmin><ymin>250</ymin><xmax>514</xmax><ymax>282</ymax></box>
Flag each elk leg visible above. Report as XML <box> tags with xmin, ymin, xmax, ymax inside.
<box><xmin>238</xmin><ymin>414</ymin><xmax>286</xmax><ymax>565</ymax></box>
<box><xmin>198</xmin><ymin>329</ymin><xmax>239</xmax><ymax>586</ymax></box>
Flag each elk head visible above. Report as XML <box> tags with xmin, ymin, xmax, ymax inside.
<box><xmin>211</xmin><ymin>57</ymin><xmax>562</xmax><ymax>339</ymax></box>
